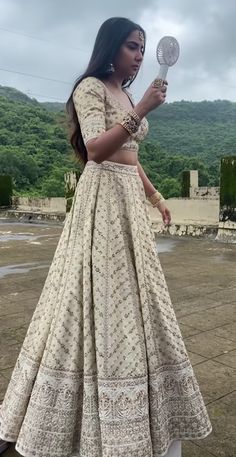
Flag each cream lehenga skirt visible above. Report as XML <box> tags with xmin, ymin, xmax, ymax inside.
<box><xmin>0</xmin><ymin>160</ymin><xmax>212</xmax><ymax>457</ymax></box>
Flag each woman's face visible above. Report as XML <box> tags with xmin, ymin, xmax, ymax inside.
<box><xmin>114</xmin><ymin>29</ymin><xmax>145</xmax><ymax>79</ymax></box>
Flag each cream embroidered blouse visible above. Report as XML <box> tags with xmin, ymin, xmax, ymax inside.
<box><xmin>72</xmin><ymin>76</ymin><xmax>149</xmax><ymax>152</ymax></box>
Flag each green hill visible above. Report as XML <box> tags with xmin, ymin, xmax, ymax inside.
<box><xmin>146</xmin><ymin>100</ymin><xmax>236</xmax><ymax>160</ymax></box>
<box><xmin>0</xmin><ymin>86</ymin><xmax>65</xmax><ymax>112</ymax></box>
<box><xmin>0</xmin><ymin>86</ymin><xmax>39</xmax><ymax>106</ymax></box>
<box><xmin>0</xmin><ymin>85</ymin><xmax>235</xmax><ymax>198</ymax></box>
<box><xmin>41</xmin><ymin>102</ymin><xmax>65</xmax><ymax>112</ymax></box>
<box><xmin>0</xmin><ymin>90</ymin><xmax>80</xmax><ymax>197</ymax></box>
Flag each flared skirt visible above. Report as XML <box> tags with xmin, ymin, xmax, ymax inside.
<box><xmin>0</xmin><ymin>160</ymin><xmax>212</xmax><ymax>457</ymax></box>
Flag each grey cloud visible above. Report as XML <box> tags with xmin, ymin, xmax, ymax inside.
<box><xmin>3</xmin><ymin>0</ymin><xmax>152</xmax><ymax>31</ymax></box>
<box><xmin>157</xmin><ymin>0</ymin><xmax>236</xmax><ymax>74</ymax></box>
<box><xmin>0</xmin><ymin>0</ymin><xmax>235</xmax><ymax>102</ymax></box>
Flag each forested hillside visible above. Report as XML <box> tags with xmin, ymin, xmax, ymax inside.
<box><xmin>0</xmin><ymin>86</ymin><xmax>235</xmax><ymax>198</ymax></box>
<box><xmin>0</xmin><ymin>90</ymin><xmax>79</xmax><ymax>197</ymax></box>
<box><xmin>147</xmin><ymin>100</ymin><xmax>236</xmax><ymax>161</ymax></box>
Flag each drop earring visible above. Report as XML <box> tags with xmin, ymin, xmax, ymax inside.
<box><xmin>106</xmin><ymin>63</ymin><xmax>115</xmax><ymax>74</ymax></box>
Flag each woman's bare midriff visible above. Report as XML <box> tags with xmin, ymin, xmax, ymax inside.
<box><xmin>88</xmin><ymin>149</ymin><xmax>138</xmax><ymax>165</ymax></box>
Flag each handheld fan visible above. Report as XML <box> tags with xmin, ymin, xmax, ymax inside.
<box><xmin>156</xmin><ymin>36</ymin><xmax>180</xmax><ymax>80</ymax></box>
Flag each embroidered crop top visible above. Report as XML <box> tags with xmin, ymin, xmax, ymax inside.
<box><xmin>72</xmin><ymin>76</ymin><xmax>149</xmax><ymax>152</ymax></box>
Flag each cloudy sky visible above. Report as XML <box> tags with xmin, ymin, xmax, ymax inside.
<box><xmin>0</xmin><ymin>0</ymin><xmax>235</xmax><ymax>104</ymax></box>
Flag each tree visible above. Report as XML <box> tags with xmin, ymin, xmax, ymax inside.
<box><xmin>159</xmin><ymin>178</ymin><xmax>181</xmax><ymax>198</ymax></box>
<box><xmin>40</xmin><ymin>166</ymin><xmax>69</xmax><ymax>197</ymax></box>
<box><xmin>0</xmin><ymin>148</ymin><xmax>39</xmax><ymax>189</ymax></box>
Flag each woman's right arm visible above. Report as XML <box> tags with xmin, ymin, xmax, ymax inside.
<box><xmin>73</xmin><ymin>77</ymin><xmax>167</xmax><ymax>163</ymax></box>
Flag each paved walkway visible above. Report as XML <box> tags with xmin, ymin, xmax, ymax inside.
<box><xmin>0</xmin><ymin>220</ymin><xmax>235</xmax><ymax>457</ymax></box>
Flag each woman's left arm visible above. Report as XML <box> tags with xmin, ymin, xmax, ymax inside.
<box><xmin>137</xmin><ymin>161</ymin><xmax>171</xmax><ymax>226</ymax></box>
<box><xmin>137</xmin><ymin>161</ymin><xmax>157</xmax><ymax>197</ymax></box>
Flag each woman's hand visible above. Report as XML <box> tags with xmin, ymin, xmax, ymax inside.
<box><xmin>135</xmin><ymin>79</ymin><xmax>168</xmax><ymax>118</ymax></box>
<box><xmin>155</xmin><ymin>200</ymin><xmax>171</xmax><ymax>226</ymax></box>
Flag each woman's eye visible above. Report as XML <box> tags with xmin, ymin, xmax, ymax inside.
<box><xmin>127</xmin><ymin>44</ymin><xmax>144</xmax><ymax>55</ymax></box>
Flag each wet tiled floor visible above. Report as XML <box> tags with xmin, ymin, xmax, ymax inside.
<box><xmin>0</xmin><ymin>220</ymin><xmax>235</xmax><ymax>457</ymax></box>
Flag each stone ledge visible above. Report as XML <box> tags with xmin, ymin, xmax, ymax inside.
<box><xmin>0</xmin><ymin>209</ymin><xmax>65</xmax><ymax>223</ymax></box>
<box><xmin>152</xmin><ymin>222</ymin><xmax>218</xmax><ymax>237</ymax></box>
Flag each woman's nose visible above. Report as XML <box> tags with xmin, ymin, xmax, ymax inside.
<box><xmin>136</xmin><ymin>50</ymin><xmax>143</xmax><ymax>61</ymax></box>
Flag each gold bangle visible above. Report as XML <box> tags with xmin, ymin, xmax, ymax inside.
<box><xmin>129</xmin><ymin>109</ymin><xmax>140</xmax><ymax>124</ymax></box>
<box><xmin>119</xmin><ymin>110</ymin><xmax>141</xmax><ymax>135</ymax></box>
<box><xmin>153</xmin><ymin>197</ymin><xmax>165</xmax><ymax>207</ymax></box>
<box><xmin>148</xmin><ymin>190</ymin><xmax>165</xmax><ymax>206</ymax></box>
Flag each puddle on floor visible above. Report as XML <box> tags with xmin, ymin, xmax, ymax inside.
<box><xmin>0</xmin><ymin>232</ymin><xmax>40</xmax><ymax>242</ymax></box>
<box><xmin>0</xmin><ymin>262</ymin><xmax>50</xmax><ymax>279</ymax></box>
<box><xmin>156</xmin><ymin>238</ymin><xmax>177</xmax><ymax>253</ymax></box>
<box><xmin>0</xmin><ymin>230</ymin><xmax>59</xmax><ymax>243</ymax></box>
<box><xmin>0</xmin><ymin>220</ymin><xmax>50</xmax><ymax>227</ymax></box>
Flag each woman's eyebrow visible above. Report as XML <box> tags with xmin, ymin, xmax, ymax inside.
<box><xmin>126</xmin><ymin>40</ymin><xmax>140</xmax><ymax>45</ymax></box>
<box><xmin>126</xmin><ymin>40</ymin><xmax>144</xmax><ymax>49</ymax></box>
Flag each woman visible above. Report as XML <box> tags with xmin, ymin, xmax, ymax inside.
<box><xmin>0</xmin><ymin>17</ymin><xmax>212</xmax><ymax>457</ymax></box>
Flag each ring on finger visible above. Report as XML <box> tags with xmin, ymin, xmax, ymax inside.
<box><xmin>152</xmin><ymin>78</ymin><xmax>164</xmax><ymax>89</ymax></box>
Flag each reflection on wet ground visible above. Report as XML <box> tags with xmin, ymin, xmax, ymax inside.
<box><xmin>0</xmin><ymin>220</ymin><xmax>61</xmax><ymax>279</ymax></box>
<box><xmin>0</xmin><ymin>219</ymin><xmax>236</xmax><ymax>457</ymax></box>
<box><xmin>0</xmin><ymin>220</ymin><xmax>50</xmax><ymax>227</ymax></box>
<box><xmin>0</xmin><ymin>220</ymin><xmax>62</xmax><ymax>252</ymax></box>
<box><xmin>156</xmin><ymin>238</ymin><xmax>177</xmax><ymax>253</ymax></box>
<box><xmin>0</xmin><ymin>220</ymin><xmax>177</xmax><ymax>278</ymax></box>
<box><xmin>0</xmin><ymin>219</ymin><xmax>235</xmax><ymax>276</ymax></box>
<box><xmin>0</xmin><ymin>232</ymin><xmax>40</xmax><ymax>242</ymax></box>
<box><xmin>0</xmin><ymin>262</ymin><xmax>50</xmax><ymax>279</ymax></box>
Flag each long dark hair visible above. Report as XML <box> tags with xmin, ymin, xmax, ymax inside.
<box><xmin>66</xmin><ymin>17</ymin><xmax>146</xmax><ymax>165</ymax></box>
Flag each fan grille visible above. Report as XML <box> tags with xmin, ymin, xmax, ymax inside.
<box><xmin>156</xmin><ymin>36</ymin><xmax>180</xmax><ymax>66</ymax></box>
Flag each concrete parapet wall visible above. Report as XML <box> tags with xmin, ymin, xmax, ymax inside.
<box><xmin>216</xmin><ymin>220</ymin><xmax>236</xmax><ymax>242</ymax></box>
<box><xmin>10</xmin><ymin>196</ymin><xmax>219</xmax><ymax>226</ymax></box>
<box><xmin>12</xmin><ymin>196</ymin><xmax>66</xmax><ymax>213</ymax></box>
<box><xmin>190</xmin><ymin>187</ymin><xmax>220</xmax><ymax>199</ymax></box>
<box><xmin>1</xmin><ymin>196</ymin><xmax>223</xmax><ymax>238</ymax></box>
<box><xmin>148</xmin><ymin>198</ymin><xmax>219</xmax><ymax>226</ymax></box>
<box><xmin>152</xmin><ymin>222</ymin><xmax>217</xmax><ymax>237</ymax></box>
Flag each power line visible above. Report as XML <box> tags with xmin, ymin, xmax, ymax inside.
<box><xmin>26</xmin><ymin>91</ymin><xmax>66</xmax><ymax>102</ymax></box>
<box><xmin>1</xmin><ymin>26</ymin><xmax>235</xmax><ymax>92</ymax></box>
<box><xmin>0</xmin><ymin>26</ymin><xmax>89</xmax><ymax>53</ymax></box>
<box><xmin>0</xmin><ymin>67</ymin><xmax>72</xmax><ymax>85</ymax></box>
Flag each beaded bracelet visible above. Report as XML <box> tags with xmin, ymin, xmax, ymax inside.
<box><xmin>148</xmin><ymin>190</ymin><xmax>165</xmax><ymax>206</ymax></box>
<box><xmin>119</xmin><ymin>110</ymin><xmax>141</xmax><ymax>135</ymax></box>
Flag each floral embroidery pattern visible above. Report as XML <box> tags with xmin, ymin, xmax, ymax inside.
<box><xmin>0</xmin><ymin>161</ymin><xmax>212</xmax><ymax>457</ymax></box>
<box><xmin>72</xmin><ymin>76</ymin><xmax>149</xmax><ymax>150</ymax></box>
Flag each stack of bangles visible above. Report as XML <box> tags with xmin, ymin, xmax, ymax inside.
<box><xmin>119</xmin><ymin>109</ymin><xmax>141</xmax><ymax>135</ymax></box>
<box><xmin>148</xmin><ymin>190</ymin><xmax>165</xmax><ymax>206</ymax></box>
<box><xmin>118</xmin><ymin>111</ymin><xmax>165</xmax><ymax>206</ymax></box>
